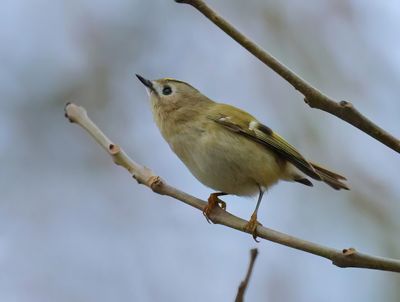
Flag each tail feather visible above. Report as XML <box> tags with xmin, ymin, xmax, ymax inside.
<box><xmin>311</xmin><ymin>162</ymin><xmax>349</xmax><ymax>190</ymax></box>
<box><xmin>310</xmin><ymin>162</ymin><xmax>347</xmax><ymax>180</ymax></box>
<box><xmin>294</xmin><ymin>177</ymin><xmax>313</xmax><ymax>187</ymax></box>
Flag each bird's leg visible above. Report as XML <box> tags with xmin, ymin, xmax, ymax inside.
<box><xmin>244</xmin><ymin>187</ymin><xmax>265</xmax><ymax>241</ymax></box>
<box><xmin>203</xmin><ymin>192</ymin><xmax>227</xmax><ymax>223</ymax></box>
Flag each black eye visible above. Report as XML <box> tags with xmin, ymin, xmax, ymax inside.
<box><xmin>162</xmin><ymin>86</ymin><xmax>172</xmax><ymax>95</ymax></box>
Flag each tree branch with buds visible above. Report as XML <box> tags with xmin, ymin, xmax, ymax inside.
<box><xmin>64</xmin><ymin>102</ymin><xmax>400</xmax><ymax>273</ymax></box>
<box><xmin>175</xmin><ymin>0</ymin><xmax>400</xmax><ymax>154</ymax></box>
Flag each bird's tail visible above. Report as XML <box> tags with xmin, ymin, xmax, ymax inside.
<box><xmin>310</xmin><ymin>162</ymin><xmax>350</xmax><ymax>190</ymax></box>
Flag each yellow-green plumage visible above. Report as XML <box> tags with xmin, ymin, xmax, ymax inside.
<box><xmin>140</xmin><ymin>77</ymin><xmax>348</xmax><ymax>195</ymax></box>
<box><xmin>137</xmin><ymin>75</ymin><xmax>349</xmax><ymax>238</ymax></box>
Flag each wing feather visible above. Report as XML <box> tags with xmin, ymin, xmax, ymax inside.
<box><xmin>208</xmin><ymin>113</ymin><xmax>321</xmax><ymax>180</ymax></box>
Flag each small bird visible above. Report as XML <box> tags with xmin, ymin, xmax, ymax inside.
<box><xmin>136</xmin><ymin>75</ymin><xmax>349</xmax><ymax>239</ymax></box>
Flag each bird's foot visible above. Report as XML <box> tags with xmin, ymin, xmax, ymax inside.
<box><xmin>203</xmin><ymin>192</ymin><xmax>227</xmax><ymax>223</ymax></box>
<box><xmin>244</xmin><ymin>213</ymin><xmax>263</xmax><ymax>242</ymax></box>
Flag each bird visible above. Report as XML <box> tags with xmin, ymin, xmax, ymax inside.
<box><xmin>136</xmin><ymin>74</ymin><xmax>349</xmax><ymax>239</ymax></box>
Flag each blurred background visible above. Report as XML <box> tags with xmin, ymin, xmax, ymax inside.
<box><xmin>1</xmin><ymin>0</ymin><xmax>400</xmax><ymax>301</ymax></box>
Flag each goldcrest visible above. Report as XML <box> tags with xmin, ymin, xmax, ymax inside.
<box><xmin>136</xmin><ymin>75</ymin><xmax>349</xmax><ymax>239</ymax></box>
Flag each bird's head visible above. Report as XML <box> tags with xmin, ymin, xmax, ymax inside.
<box><xmin>136</xmin><ymin>74</ymin><xmax>212</xmax><ymax>110</ymax></box>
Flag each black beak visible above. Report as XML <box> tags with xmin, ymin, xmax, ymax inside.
<box><xmin>136</xmin><ymin>74</ymin><xmax>154</xmax><ymax>90</ymax></box>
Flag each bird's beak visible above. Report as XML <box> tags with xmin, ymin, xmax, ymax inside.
<box><xmin>136</xmin><ymin>74</ymin><xmax>154</xmax><ymax>92</ymax></box>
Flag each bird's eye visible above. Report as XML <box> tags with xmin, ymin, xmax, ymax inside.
<box><xmin>162</xmin><ymin>86</ymin><xmax>172</xmax><ymax>95</ymax></box>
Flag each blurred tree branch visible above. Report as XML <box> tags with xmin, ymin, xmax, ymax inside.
<box><xmin>175</xmin><ymin>0</ymin><xmax>400</xmax><ymax>154</ymax></box>
<box><xmin>235</xmin><ymin>248</ymin><xmax>258</xmax><ymax>302</ymax></box>
<box><xmin>64</xmin><ymin>103</ymin><xmax>400</xmax><ymax>273</ymax></box>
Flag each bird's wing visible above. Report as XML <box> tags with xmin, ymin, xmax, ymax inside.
<box><xmin>207</xmin><ymin>108</ymin><xmax>321</xmax><ymax>180</ymax></box>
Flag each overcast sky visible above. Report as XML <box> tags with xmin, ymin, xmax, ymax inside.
<box><xmin>0</xmin><ymin>0</ymin><xmax>399</xmax><ymax>301</ymax></box>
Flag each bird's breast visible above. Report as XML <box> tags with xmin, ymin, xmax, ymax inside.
<box><xmin>165</xmin><ymin>121</ymin><xmax>284</xmax><ymax>196</ymax></box>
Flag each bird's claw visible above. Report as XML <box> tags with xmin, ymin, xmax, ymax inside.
<box><xmin>244</xmin><ymin>213</ymin><xmax>262</xmax><ymax>242</ymax></box>
<box><xmin>203</xmin><ymin>193</ymin><xmax>227</xmax><ymax>223</ymax></box>
<box><xmin>202</xmin><ymin>206</ymin><xmax>213</xmax><ymax>224</ymax></box>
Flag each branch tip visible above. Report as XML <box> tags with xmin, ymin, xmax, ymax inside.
<box><xmin>250</xmin><ymin>248</ymin><xmax>259</xmax><ymax>258</ymax></box>
<box><xmin>64</xmin><ymin>102</ymin><xmax>74</xmax><ymax>122</ymax></box>
<box><xmin>64</xmin><ymin>102</ymin><xmax>88</xmax><ymax>124</ymax></box>
<box><xmin>64</xmin><ymin>102</ymin><xmax>71</xmax><ymax>114</ymax></box>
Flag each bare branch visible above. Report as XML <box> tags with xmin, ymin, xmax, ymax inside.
<box><xmin>64</xmin><ymin>103</ymin><xmax>400</xmax><ymax>273</ymax></box>
<box><xmin>235</xmin><ymin>248</ymin><xmax>258</xmax><ymax>302</ymax></box>
<box><xmin>174</xmin><ymin>0</ymin><xmax>400</xmax><ymax>154</ymax></box>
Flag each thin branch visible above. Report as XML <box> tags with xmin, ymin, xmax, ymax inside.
<box><xmin>174</xmin><ymin>0</ymin><xmax>400</xmax><ymax>154</ymax></box>
<box><xmin>235</xmin><ymin>248</ymin><xmax>258</xmax><ymax>302</ymax></box>
<box><xmin>64</xmin><ymin>103</ymin><xmax>400</xmax><ymax>273</ymax></box>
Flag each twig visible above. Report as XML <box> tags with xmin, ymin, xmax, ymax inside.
<box><xmin>174</xmin><ymin>0</ymin><xmax>400</xmax><ymax>154</ymax></box>
<box><xmin>64</xmin><ymin>103</ymin><xmax>400</xmax><ymax>273</ymax></box>
<box><xmin>235</xmin><ymin>248</ymin><xmax>258</xmax><ymax>302</ymax></box>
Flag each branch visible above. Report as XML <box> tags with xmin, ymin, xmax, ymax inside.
<box><xmin>64</xmin><ymin>103</ymin><xmax>400</xmax><ymax>273</ymax></box>
<box><xmin>235</xmin><ymin>248</ymin><xmax>258</xmax><ymax>302</ymax></box>
<box><xmin>174</xmin><ymin>0</ymin><xmax>400</xmax><ymax>154</ymax></box>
